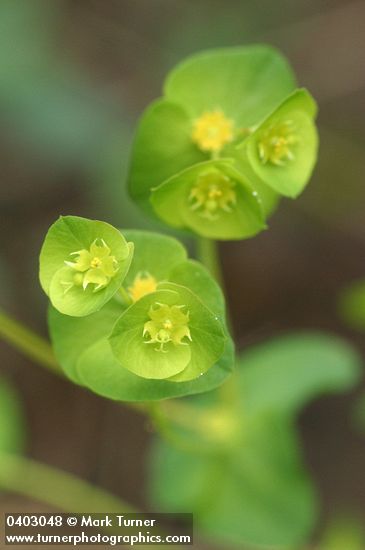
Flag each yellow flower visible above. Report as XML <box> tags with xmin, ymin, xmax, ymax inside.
<box><xmin>143</xmin><ymin>303</ymin><xmax>192</xmax><ymax>352</ymax></box>
<box><xmin>258</xmin><ymin>120</ymin><xmax>298</xmax><ymax>166</ymax></box>
<box><xmin>192</xmin><ymin>110</ymin><xmax>234</xmax><ymax>153</ymax></box>
<box><xmin>128</xmin><ymin>272</ymin><xmax>158</xmax><ymax>302</ymax></box>
<box><xmin>189</xmin><ymin>170</ymin><xmax>237</xmax><ymax>220</ymax></box>
<box><xmin>63</xmin><ymin>239</ymin><xmax>119</xmax><ymax>292</ymax></box>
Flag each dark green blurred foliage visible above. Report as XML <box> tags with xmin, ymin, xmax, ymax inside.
<box><xmin>0</xmin><ymin>0</ymin><xmax>147</xmax><ymax>228</ymax></box>
<box><xmin>0</xmin><ymin>377</ymin><xmax>25</xmax><ymax>455</ymax></box>
<box><xmin>320</xmin><ymin>516</ymin><xmax>365</xmax><ymax>550</ymax></box>
<box><xmin>352</xmin><ymin>393</ymin><xmax>365</xmax><ymax>435</ymax></box>
<box><xmin>339</xmin><ymin>280</ymin><xmax>365</xmax><ymax>332</ymax></box>
<box><xmin>150</xmin><ymin>333</ymin><xmax>361</xmax><ymax>547</ymax></box>
<box><xmin>0</xmin><ymin>0</ymin><xmax>116</xmax><ymax>163</ymax></box>
<box><xmin>340</xmin><ymin>279</ymin><xmax>365</xmax><ymax>437</ymax></box>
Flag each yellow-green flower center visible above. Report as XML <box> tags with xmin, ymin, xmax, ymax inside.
<box><xmin>90</xmin><ymin>257</ymin><xmax>102</xmax><ymax>268</ymax></box>
<box><xmin>128</xmin><ymin>272</ymin><xmax>158</xmax><ymax>302</ymax></box>
<box><xmin>143</xmin><ymin>303</ymin><xmax>192</xmax><ymax>352</ymax></box>
<box><xmin>192</xmin><ymin>110</ymin><xmax>234</xmax><ymax>152</ymax></box>
<box><xmin>63</xmin><ymin>238</ymin><xmax>119</xmax><ymax>293</ymax></box>
<box><xmin>258</xmin><ymin>120</ymin><xmax>298</xmax><ymax>166</ymax></box>
<box><xmin>189</xmin><ymin>170</ymin><xmax>236</xmax><ymax>220</ymax></box>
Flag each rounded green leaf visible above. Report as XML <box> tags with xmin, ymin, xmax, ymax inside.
<box><xmin>109</xmin><ymin>283</ymin><xmax>226</xmax><ymax>381</ymax></box>
<box><xmin>151</xmin><ymin>159</ymin><xmax>266</xmax><ymax>240</ymax></box>
<box><xmin>243</xmin><ymin>89</ymin><xmax>319</xmax><ymax>197</ymax></box>
<box><xmin>48</xmin><ymin>300</ymin><xmax>124</xmax><ymax>383</ymax></box>
<box><xmin>76</xmin><ymin>335</ymin><xmax>234</xmax><ymax>402</ymax></box>
<box><xmin>165</xmin><ymin>44</ymin><xmax>296</xmax><ymax>126</ymax></box>
<box><xmin>0</xmin><ymin>377</ymin><xmax>25</xmax><ymax>454</ymax></box>
<box><xmin>237</xmin><ymin>332</ymin><xmax>361</xmax><ymax>416</ymax></box>
<box><xmin>127</xmin><ymin>99</ymin><xmax>205</xmax><ymax>214</ymax></box>
<box><xmin>148</xmin><ymin>331</ymin><xmax>360</xmax><ymax>547</ymax></box>
<box><xmin>39</xmin><ymin>216</ymin><xmax>133</xmax><ymax>317</ymax></box>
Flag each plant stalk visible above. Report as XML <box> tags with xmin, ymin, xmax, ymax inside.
<box><xmin>0</xmin><ymin>452</ymin><xmax>184</xmax><ymax>549</ymax></box>
<box><xmin>196</xmin><ymin>237</ymin><xmax>224</xmax><ymax>287</ymax></box>
<box><xmin>0</xmin><ymin>452</ymin><xmax>135</xmax><ymax>513</ymax></box>
<box><xmin>0</xmin><ymin>308</ymin><xmax>221</xmax><ymax>433</ymax></box>
<box><xmin>0</xmin><ymin>308</ymin><xmax>61</xmax><ymax>376</ymax></box>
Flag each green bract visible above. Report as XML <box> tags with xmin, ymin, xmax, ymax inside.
<box><xmin>48</xmin><ymin>231</ymin><xmax>234</xmax><ymax>401</ymax></box>
<box><xmin>151</xmin><ymin>159</ymin><xmax>265</xmax><ymax>240</ymax></box>
<box><xmin>128</xmin><ymin>44</ymin><xmax>310</xmax><ymax>239</ymax></box>
<box><xmin>240</xmin><ymin>88</ymin><xmax>319</xmax><ymax>198</ymax></box>
<box><xmin>39</xmin><ymin>216</ymin><xmax>134</xmax><ymax>317</ymax></box>
<box><xmin>110</xmin><ymin>283</ymin><xmax>225</xmax><ymax>381</ymax></box>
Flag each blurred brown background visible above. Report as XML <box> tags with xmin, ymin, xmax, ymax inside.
<box><xmin>1</xmin><ymin>0</ymin><xmax>365</xmax><ymax>546</ymax></box>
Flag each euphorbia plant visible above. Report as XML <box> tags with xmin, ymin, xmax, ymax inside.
<box><xmin>2</xmin><ymin>44</ymin><xmax>361</xmax><ymax>550</ymax></box>
<box><xmin>128</xmin><ymin>45</ymin><xmax>318</xmax><ymax>238</ymax></box>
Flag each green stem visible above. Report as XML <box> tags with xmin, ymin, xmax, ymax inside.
<box><xmin>195</xmin><ymin>237</ymin><xmax>236</xmax><ymax>401</ymax></box>
<box><xmin>0</xmin><ymin>452</ymin><xmax>184</xmax><ymax>549</ymax></box>
<box><xmin>156</xmin><ymin>400</ymin><xmax>239</xmax><ymax>453</ymax></box>
<box><xmin>196</xmin><ymin>237</ymin><xmax>224</xmax><ymax>287</ymax></box>
<box><xmin>151</xmin><ymin>402</ymin><xmax>222</xmax><ymax>453</ymax></box>
<box><xmin>195</xmin><ymin>238</ymin><xmax>234</xmax><ymax>337</ymax></box>
<box><xmin>0</xmin><ymin>308</ymin><xmax>61</xmax><ymax>376</ymax></box>
<box><xmin>0</xmin><ymin>452</ymin><xmax>135</xmax><ymax>513</ymax></box>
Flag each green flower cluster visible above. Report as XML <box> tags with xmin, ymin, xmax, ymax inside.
<box><xmin>128</xmin><ymin>45</ymin><xmax>319</xmax><ymax>240</ymax></box>
<box><xmin>40</xmin><ymin>219</ymin><xmax>234</xmax><ymax>400</ymax></box>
